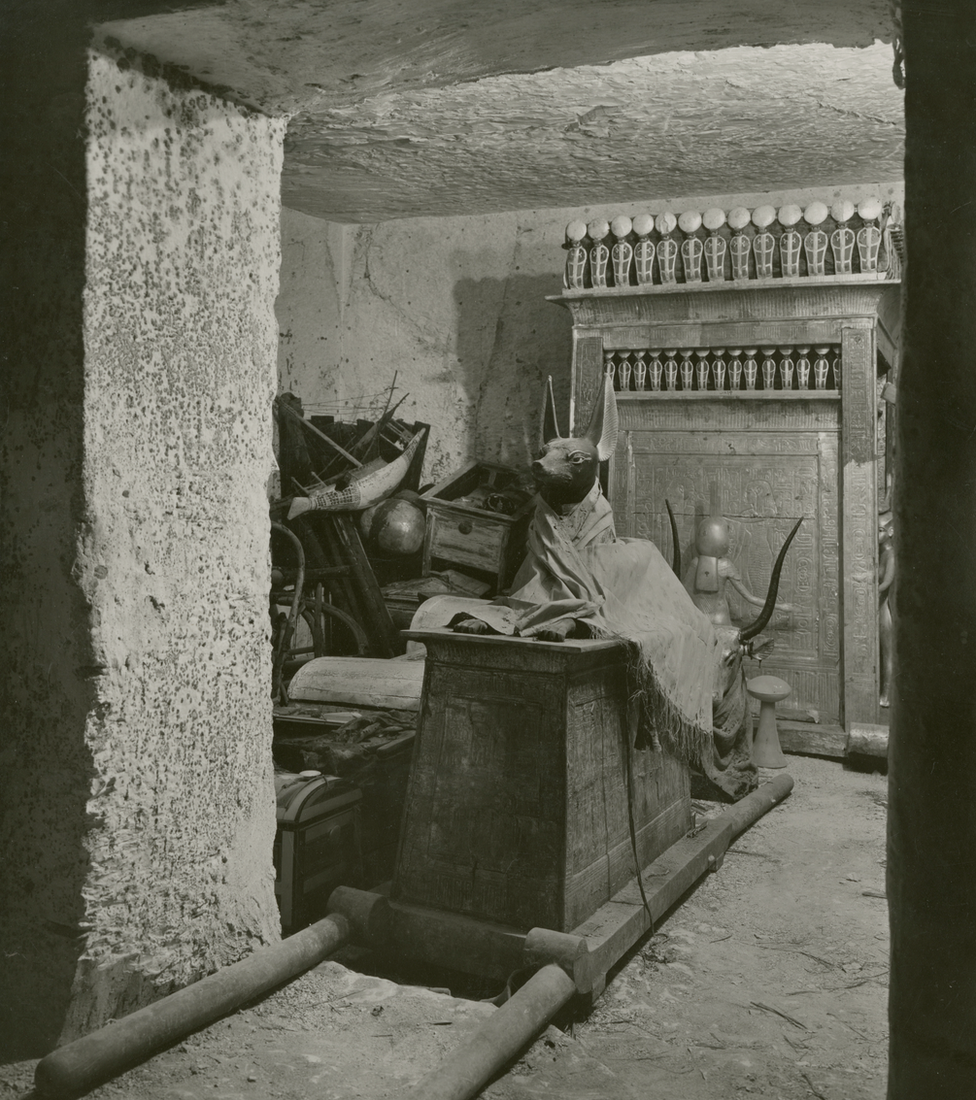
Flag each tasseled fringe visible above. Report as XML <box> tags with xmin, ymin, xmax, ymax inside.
<box><xmin>622</xmin><ymin>638</ymin><xmax>712</xmax><ymax>765</ymax></box>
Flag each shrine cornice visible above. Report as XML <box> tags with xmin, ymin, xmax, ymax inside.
<box><xmin>547</xmin><ymin>276</ymin><xmax>901</xmax><ymax>327</ymax></box>
<box><xmin>549</xmin><ymin>277</ymin><xmax>901</xmax><ymax>366</ymax></box>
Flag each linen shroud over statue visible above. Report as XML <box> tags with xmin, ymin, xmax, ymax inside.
<box><xmin>433</xmin><ymin>370</ymin><xmax>742</xmax><ymax>786</ymax></box>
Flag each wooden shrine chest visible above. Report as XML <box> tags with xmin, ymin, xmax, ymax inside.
<box><xmin>394</xmin><ymin>631</ymin><xmax>691</xmax><ymax>933</ymax></box>
<box><xmin>420</xmin><ymin>461</ymin><xmax>533</xmax><ymax>593</ymax></box>
<box><xmin>553</xmin><ymin>276</ymin><xmax>901</xmax><ymax>734</ymax></box>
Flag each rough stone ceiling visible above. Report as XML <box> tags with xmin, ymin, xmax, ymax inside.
<box><xmin>96</xmin><ymin>1</ymin><xmax>905</xmax><ymax>223</ymax></box>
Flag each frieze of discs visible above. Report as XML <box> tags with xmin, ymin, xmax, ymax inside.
<box><xmin>604</xmin><ymin>345</ymin><xmax>842</xmax><ymax>394</ymax></box>
<box><xmin>563</xmin><ymin>200</ymin><xmax>899</xmax><ymax>291</ymax></box>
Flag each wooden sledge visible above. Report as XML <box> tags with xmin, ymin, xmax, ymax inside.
<box><xmin>34</xmin><ymin>630</ymin><xmax>791</xmax><ymax>1100</ymax></box>
<box><xmin>337</xmin><ymin>630</ymin><xmax>792</xmax><ymax>994</ymax></box>
<box><xmin>321</xmin><ymin>630</ymin><xmax>792</xmax><ymax>1100</ymax></box>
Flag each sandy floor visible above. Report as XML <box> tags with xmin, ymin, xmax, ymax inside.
<box><xmin>1</xmin><ymin>754</ymin><xmax>889</xmax><ymax>1100</ymax></box>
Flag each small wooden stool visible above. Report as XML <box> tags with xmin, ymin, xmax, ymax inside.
<box><xmin>747</xmin><ymin>675</ymin><xmax>791</xmax><ymax>769</ymax></box>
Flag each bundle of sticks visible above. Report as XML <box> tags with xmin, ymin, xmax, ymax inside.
<box><xmin>273</xmin><ymin>374</ymin><xmax>427</xmax><ymax>517</ymax></box>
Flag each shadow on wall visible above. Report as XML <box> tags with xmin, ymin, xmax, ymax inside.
<box><xmin>1</xmin><ymin>3</ymin><xmax>104</xmax><ymax>1062</ymax></box>
<box><xmin>453</xmin><ymin>273</ymin><xmax>572</xmax><ymax>468</ymax></box>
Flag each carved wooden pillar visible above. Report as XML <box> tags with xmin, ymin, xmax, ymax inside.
<box><xmin>888</xmin><ymin>4</ymin><xmax>976</xmax><ymax>1096</ymax></box>
<box><xmin>839</xmin><ymin>324</ymin><xmax>879</xmax><ymax>726</ymax></box>
<box><xmin>571</xmin><ymin>335</ymin><xmax>603</xmax><ymax>434</ymax></box>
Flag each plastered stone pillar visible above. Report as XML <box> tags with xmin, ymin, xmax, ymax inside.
<box><xmin>60</xmin><ymin>51</ymin><xmax>286</xmax><ymax>1040</ymax></box>
<box><xmin>1</xmin><ymin>21</ymin><xmax>287</xmax><ymax>1050</ymax></box>
<box><xmin>888</xmin><ymin>4</ymin><xmax>976</xmax><ymax>1095</ymax></box>
<box><xmin>0</xmin><ymin>4</ymin><xmax>98</xmax><ymax>1057</ymax></box>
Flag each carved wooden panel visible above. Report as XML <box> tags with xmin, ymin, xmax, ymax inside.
<box><xmin>394</xmin><ymin>635</ymin><xmax>689</xmax><ymax>931</ymax></box>
<box><xmin>557</xmin><ymin>282</ymin><xmax>902</xmax><ymax>329</ymax></box>
<box><xmin>572</xmin><ymin>335</ymin><xmax>604</xmax><ymax>434</ymax></box>
<box><xmin>613</xmin><ymin>400</ymin><xmax>841</xmax><ymax>724</ymax></box>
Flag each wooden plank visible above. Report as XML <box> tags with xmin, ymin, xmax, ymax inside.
<box><xmin>575</xmin><ymin>774</ymin><xmax>794</xmax><ymax>989</ymax></box>
<box><xmin>404</xmin><ymin>629</ymin><xmax>624</xmax><ymax>659</ymax></box>
<box><xmin>575</xmin><ymin>816</ymin><xmax>736</xmax><ymax>986</ymax></box>
<box><xmin>387</xmin><ymin>900</ymin><xmax>527</xmax><ymax>982</ymax></box>
<box><xmin>778</xmin><ymin>720</ymin><xmax>848</xmax><ymax>759</ymax></box>
<box><xmin>565</xmin><ymin>796</ymin><xmax>691</xmax><ymax>929</ymax></box>
<box><xmin>840</xmin><ymin>324</ymin><xmax>880</xmax><ymax>726</ymax></box>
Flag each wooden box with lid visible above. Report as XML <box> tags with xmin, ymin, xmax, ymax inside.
<box><xmin>420</xmin><ymin>461</ymin><xmax>533</xmax><ymax>593</ymax></box>
<box><xmin>273</xmin><ymin>771</ymin><xmax>362</xmax><ymax>933</ymax></box>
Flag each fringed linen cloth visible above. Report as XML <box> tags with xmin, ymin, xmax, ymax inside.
<box><xmin>434</xmin><ymin>482</ymin><xmax>719</xmax><ymax>768</ymax></box>
<box><xmin>707</xmin><ymin>624</ymin><xmax>760</xmax><ymax>800</ymax></box>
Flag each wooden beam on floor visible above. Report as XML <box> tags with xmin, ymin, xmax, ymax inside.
<box><xmin>776</xmin><ymin>720</ymin><xmax>889</xmax><ymax>760</ymax></box>
<box><xmin>778</xmin><ymin>720</ymin><xmax>848</xmax><ymax>759</ymax></box>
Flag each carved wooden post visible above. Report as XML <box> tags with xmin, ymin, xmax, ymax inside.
<box><xmin>839</xmin><ymin>324</ymin><xmax>879</xmax><ymax>727</ymax></box>
<box><xmin>889</xmin><ymin>4</ymin><xmax>976</xmax><ymax>1096</ymax></box>
<box><xmin>571</xmin><ymin>334</ymin><xmax>603</xmax><ymax>435</ymax></box>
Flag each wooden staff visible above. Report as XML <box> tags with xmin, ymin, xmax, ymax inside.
<box><xmin>277</xmin><ymin>399</ymin><xmax>362</xmax><ymax>468</ymax></box>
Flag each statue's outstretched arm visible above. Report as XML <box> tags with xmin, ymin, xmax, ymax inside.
<box><xmin>727</xmin><ymin>573</ymin><xmax>797</xmax><ymax>614</ymax></box>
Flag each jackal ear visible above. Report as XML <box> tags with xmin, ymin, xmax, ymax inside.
<box><xmin>585</xmin><ymin>369</ymin><xmax>619</xmax><ymax>462</ymax></box>
<box><xmin>541</xmin><ymin>375</ymin><xmax>562</xmax><ymax>444</ymax></box>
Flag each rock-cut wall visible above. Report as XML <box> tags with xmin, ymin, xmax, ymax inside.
<box><xmin>63</xmin><ymin>52</ymin><xmax>285</xmax><ymax>1035</ymax></box>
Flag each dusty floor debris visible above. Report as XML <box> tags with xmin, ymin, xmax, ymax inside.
<box><xmin>0</xmin><ymin>754</ymin><xmax>888</xmax><ymax>1100</ymax></box>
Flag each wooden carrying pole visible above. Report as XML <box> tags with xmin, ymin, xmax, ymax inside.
<box><xmin>33</xmin><ymin>916</ymin><xmax>353</xmax><ymax>1099</ymax></box>
<box><xmin>402</xmin><ymin>965</ymin><xmax>577</xmax><ymax>1100</ymax></box>
<box><xmin>399</xmin><ymin>773</ymin><xmax>795</xmax><ymax>1100</ymax></box>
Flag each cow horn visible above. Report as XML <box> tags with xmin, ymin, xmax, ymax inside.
<box><xmin>666</xmin><ymin>499</ymin><xmax>681</xmax><ymax>577</ymax></box>
<box><xmin>541</xmin><ymin>375</ymin><xmax>562</xmax><ymax>444</ymax></box>
<box><xmin>585</xmin><ymin>369</ymin><xmax>619</xmax><ymax>462</ymax></box>
<box><xmin>739</xmin><ymin>518</ymin><xmax>803</xmax><ymax>642</ymax></box>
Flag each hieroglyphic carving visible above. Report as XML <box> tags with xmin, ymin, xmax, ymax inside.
<box><xmin>618</xmin><ymin>399</ymin><xmax>840</xmax><ymax>435</ymax></box>
<box><xmin>630</xmin><ymin>461</ymin><xmax>815</xmax><ymax>636</ymax></box>
<box><xmin>572</xmin><ymin>335</ymin><xmax>604</xmax><ymax>434</ymax></box>
<box><xmin>818</xmin><ymin>432</ymin><xmax>841</xmax><ymax>660</ymax></box>
<box><xmin>741</xmin><ymin>662</ymin><xmax>841</xmax><ymax>724</ymax></box>
<box><xmin>613</xmin><ymin>409</ymin><xmax>841</xmax><ymax>722</ymax></box>
<box><xmin>840</xmin><ymin>326</ymin><xmax>879</xmax><ymax>725</ymax></box>
<box><xmin>566</xmin><ymin>691</ymin><xmax>623</xmax><ymax>872</ymax></box>
<box><xmin>841</xmin><ymin>327</ymin><xmax>876</xmax><ymax>464</ymax></box>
